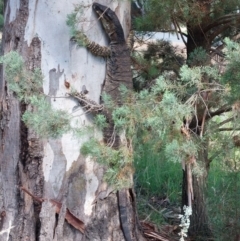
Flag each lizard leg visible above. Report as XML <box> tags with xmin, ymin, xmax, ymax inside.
<box><xmin>73</xmin><ymin>31</ymin><xmax>111</xmax><ymax>57</ymax></box>
<box><xmin>126</xmin><ymin>30</ymin><xmax>134</xmax><ymax>51</ymax></box>
<box><xmin>86</xmin><ymin>40</ymin><xmax>111</xmax><ymax>57</ymax></box>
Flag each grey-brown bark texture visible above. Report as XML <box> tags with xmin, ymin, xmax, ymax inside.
<box><xmin>182</xmin><ymin>149</ymin><xmax>213</xmax><ymax>240</ymax></box>
<box><xmin>0</xmin><ymin>0</ymin><xmax>145</xmax><ymax>240</ymax></box>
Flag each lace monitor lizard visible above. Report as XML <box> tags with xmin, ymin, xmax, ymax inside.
<box><xmin>70</xmin><ymin>3</ymin><xmax>137</xmax><ymax>241</ymax></box>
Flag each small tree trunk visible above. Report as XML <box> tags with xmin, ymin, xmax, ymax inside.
<box><xmin>182</xmin><ymin>12</ymin><xmax>214</xmax><ymax>238</ymax></box>
<box><xmin>182</xmin><ymin>146</ymin><xmax>213</xmax><ymax>240</ymax></box>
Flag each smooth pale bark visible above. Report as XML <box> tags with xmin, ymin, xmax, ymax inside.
<box><xmin>0</xmin><ymin>0</ymin><xmax>144</xmax><ymax>240</ymax></box>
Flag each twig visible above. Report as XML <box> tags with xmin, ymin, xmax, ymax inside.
<box><xmin>218</xmin><ymin>127</ymin><xmax>240</xmax><ymax>131</ymax></box>
<box><xmin>145</xmin><ymin>232</ymin><xmax>170</xmax><ymax>241</ymax></box>
<box><xmin>186</xmin><ymin>163</ymin><xmax>193</xmax><ymax>208</ymax></box>
<box><xmin>200</xmin><ymin>108</ymin><xmax>208</xmax><ymax>137</ymax></box>
<box><xmin>215</xmin><ymin>116</ymin><xmax>235</xmax><ymax>128</ymax></box>
<box><xmin>20</xmin><ymin>186</ymin><xmax>44</xmax><ymax>203</ymax></box>
<box><xmin>174</xmin><ymin>18</ymin><xmax>187</xmax><ymax>46</ymax></box>
<box><xmin>147</xmin><ymin>203</ymin><xmax>167</xmax><ymax>216</ymax></box>
<box><xmin>172</xmin><ymin>16</ymin><xmax>180</xmax><ymax>40</ymax></box>
<box><xmin>208</xmin><ymin>105</ymin><xmax>232</xmax><ymax>119</ymax></box>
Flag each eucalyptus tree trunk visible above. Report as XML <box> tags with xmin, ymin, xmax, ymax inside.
<box><xmin>0</xmin><ymin>1</ymin><xmax>145</xmax><ymax>240</ymax></box>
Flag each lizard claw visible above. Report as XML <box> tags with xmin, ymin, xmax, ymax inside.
<box><xmin>81</xmin><ymin>85</ymin><xmax>89</xmax><ymax>95</ymax></box>
<box><xmin>72</xmin><ymin>31</ymin><xmax>88</xmax><ymax>46</ymax></box>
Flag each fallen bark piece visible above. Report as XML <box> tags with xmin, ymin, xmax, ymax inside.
<box><xmin>20</xmin><ymin>186</ymin><xmax>85</xmax><ymax>233</ymax></box>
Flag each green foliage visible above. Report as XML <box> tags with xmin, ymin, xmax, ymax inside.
<box><xmin>66</xmin><ymin>5</ymin><xmax>88</xmax><ymax>46</ymax></box>
<box><xmin>187</xmin><ymin>47</ymin><xmax>208</xmax><ymax>66</ymax></box>
<box><xmin>72</xmin><ymin>126</ymin><xmax>94</xmax><ymax>139</ymax></box>
<box><xmin>1</xmin><ymin>51</ymin><xmax>71</xmax><ymax>138</ymax></box>
<box><xmin>221</xmin><ymin>38</ymin><xmax>240</xmax><ymax>103</ymax></box>
<box><xmin>133</xmin><ymin>0</ymin><xmax>240</xmax><ymax>35</ymax></box>
<box><xmin>80</xmin><ymin>138</ymin><xmax>102</xmax><ymax>157</ymax></box>
<box><xmin>207</xmin><ymin>161</ymin><xmax>240</xmax><ymax>241</ymax></box>
<box><xmin>135</xmin><ymin>139</ymin><xmax>182</xmax><ymax>201</ymax></box>
<box><xmin>134</xmin><ymin>129</ymin><xmax>240</xmax><ymax>234</ymax></box>
<box><xmin>133</xmin><ymin>40</ymin><xmax>184</xmax><ymax>91</ymax></box>
<box><xmin>66</xmin><ymin>12</ymin><xmax>78</xmax><ymax>34</ymax></box>
<box><xmin>5</xmin><ymin>7</ymin><xmax>240</xmax><ymax>238</ymax></box>
<box><xmin>180</xmin><ymin>64</ymin><xmax>220</xmax><ymax>88</ymax></box>
<box><xmin>165</xmin><ymin>139</ymin><xmax>197</xmax><ymax>163</ymax></box>
<box><xmin>94</xmin><ymin>114</ymin><xmax>108</xmax><ymax>130</ymax></box>
<box><xmin>131</xmin><ymin>40</ymin><xmax>240</xmax><ymax>235</ymax></box>
<box><xmin>0</xmin><ymin>51</ymin><xmax>43</xmax><ymax>102</ymax></box>
<box><xmin>133</xmin><ymin>0</ymin><xmax>210</xmax><ymax>31</ymax></box>
<box><xmin>119</xmin><ymin>84</ymin><xmax>130</xmax><ymax>99</ymax></box>
<box><xmin>134</xmin><ymin>138</ymin><xmax>182</xmax><ymax>225</ymax></box>
<box><xmin>112</xmin><ymin>106</ymin><xmax>131</xmax><ymax>130</ymax></box>
<box><xmin>144</xmin><ymin>40</ymin><xmax>184</xmax><ymax>71</ymax></box>
<box><xmin>81</xmin><ymin>139</ymin><xmax>133</xmax><ymax>189</ymax></box>
<box><xmin>101</xmin><ymin>92</ymin><xmax>115</xmax><ymax>109</ymax></box>
<box><xmin>66</xmin><ymin>5</ymin><xmax>83</xmax><ymax>35</ymax></box>
<box><xmin>210</xmin><ymin>0</ymin><xmax>240</xmax><ymax>19</ymax></box>
<box><xmin>22</xmin><ymin>96</ymin><xmax>71</xmax><ymax>138</ymax></box>
<box><xmin>109</xmin><ymin>76</ymin><xmax>196</xmax><ymax>168</ymax></box>
<box><xmin>149</xmin><ymin>78</ymin><xmax>193</xmax><ymax>129</ymax></box>
<box><xmin>133</xmin><ymin>0</ymin><xmax>176</xmax><ymax>31</ymax></box>
<box><xmin>72</xmin><ymin>31</ymin><xmax>88</xmax><ymax>47</ymax></box>
<box><xmin>179</xmin><ymin>63</ymin><xmax>224</xmax><ymax>110</ymax></box>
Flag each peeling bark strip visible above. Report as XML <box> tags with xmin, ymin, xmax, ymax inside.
<box><xmin>118</xmin><ymin>189</ymin><xmax>134</xmax><ymax>241</ymax></box>
<box><xmin>20</xmin><ymin>187</ymin><xmax>85</xmax><ymax>233</ymax></box>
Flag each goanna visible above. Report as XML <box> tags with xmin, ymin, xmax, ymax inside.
<box><xmin>73</xmin><ymin>2</ymin><xmax>132</xmax><ymax>147</ymax></box>
<box><xmin>71</xmin><ymin>3</ymin><xmax>136</xmax><ymax>241</ymax></box>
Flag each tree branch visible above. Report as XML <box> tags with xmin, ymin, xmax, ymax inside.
<box><xmin>207</xmin><ymin>105</ymin><xmax>232</xmax><ymax>119</ymax></box>
<box><xmin>215</xmin><ymin>116</ymin><xmax>235</xmax><ymax>128</ymax></box>
<box><xmin>158</xmin><ymin>29</ymin><xmax>188</xmax><ymax>38</ymax></box>
<box><xmin>174</xmin><ymin>18</ymin><xmax>187</xmax><ymax>46</ymax></box>
<box><xmin>208</xmin><ymin>150</ymin><xmax>224</xmax><ymax>164</ymax></box>
<box><xmin>218</xmin><ymin>127</ymin><xmax>240</xmax><ymax>131</ymax></box>
<box><xmin>210</xmin><ymin>47</ymin><xmax>225</xmax><ymax>58</ymax></box>
<box><xmin>208</xmin><ymin>20</ymin><xmax>240</xmax><ymax>43</ymax></box>
<box><xmin>204</xmin><ymin>13</ymin><xmax>240</xmax><ymax>33</ymax></box>
<box><xmin>208</xmin><ymin>145</ymin><xmax>235</xmax><ymax>163</ymax></box>
<box><xmin>210</xmin><ymin>44</ymin><xmax>225</xmax><ymax>58</ymax></box>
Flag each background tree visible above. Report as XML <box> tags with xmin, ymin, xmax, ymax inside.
<box><xmin>133</xmin><ymin>0</ymin><xmax>240</xmax><ymax>239</ymax></box>
<box><xmin>0</xmin><ymin>1</ymin><xmax>146</xmax><ymax>240</ymax></box>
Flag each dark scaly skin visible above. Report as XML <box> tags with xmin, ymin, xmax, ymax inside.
<box><xmin>72</xmin><ymin>3</ymin><xmax>134</xmax><ymax>241</ymax></box>
<box><xmin>91</xmin><ymin>3</ymin><xmax>132</xmax><ymax>95</ymax></box>
<box><xmin>91</xmin><ymin>3</ymin><xmax>132</xmax><ymax>151</ymax></box>
<box><xmin>72</xmin><ymin>3</ymin><xmax>132</xmax><ymax>148</ymax></box>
